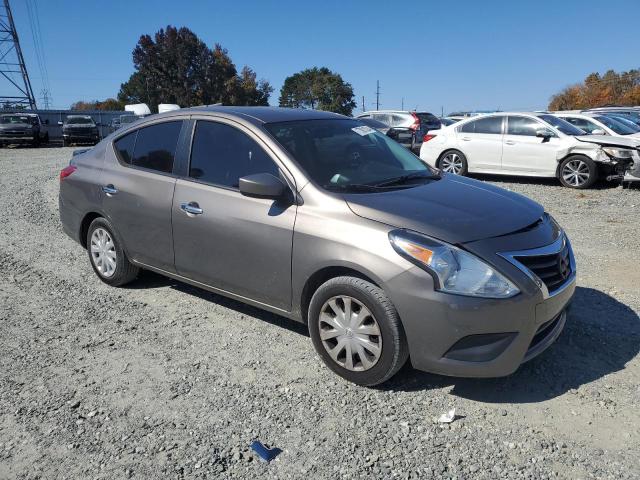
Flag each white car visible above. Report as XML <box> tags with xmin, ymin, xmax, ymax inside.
<box><xmin>553</xmin><ymin>111</ymin><xmax>640</xmax><ymax>139</ymax></box>
<box><xmin>419</xmin><ymin>112</ymin><xmax>639</xmax><ymax>188</ymax></box>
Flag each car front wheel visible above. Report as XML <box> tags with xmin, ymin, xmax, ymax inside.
<box><xmin>308</xmin><ymin>276</ymin><xmax>408</xmax><ymax>386</ymax></box>
<box><xmin>86</xmin><ymin>217</ymin><xmax>139</xmax><ymax>286</ymax></box>
<box><xmin>559</xmin><ymin>155</ymin><xmax>597</xmax><ymax>188</ymax></box>
<box><xmin>438</xmin><ymin>150</ymin><xmax>468</xmax><ymax>175</ymax></box>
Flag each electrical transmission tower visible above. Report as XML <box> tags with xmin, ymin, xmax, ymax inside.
<box><xmin>0</xmin><ymin>0</ymin><xmax>36</xmax><ymax>109</ymax></box>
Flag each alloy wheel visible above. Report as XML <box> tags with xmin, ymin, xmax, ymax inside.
<box><xmin>440</xmin><ymin>153</ymin><xmax>464</xmax><ymax>174</ymax></box>
<box><xmin>90</xmin><ymin>227</ymin><xmax>117</xmax><ymax>278</ymax></box>
<box><xmin>318</xmin><ymin>296</ymin><xmax>382</xmax><ymax>372</ymax></box>
<box><xmin>562</xmin><ymin>159</ymin><xmax>590</xmax><ymax>187</ymax></box>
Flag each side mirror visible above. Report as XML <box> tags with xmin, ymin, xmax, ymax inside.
<box><xmin>591</xmin><ymin>128</ymin><xmax>606</xmax><ymax>135</ymax></box>
<box><xmin>44</xmin><ymin>119</ymin><xmax>49</xmax><ymax>125</ymax></box>
<box><xmin>239</xmin><ymin>173</ymin><xmax>287</xmax><ymax>199</ymax></box>
<box><xmin>536</xmin><ymin>129</ymin><xmax>554</xmax><ymax>139</ymax></box>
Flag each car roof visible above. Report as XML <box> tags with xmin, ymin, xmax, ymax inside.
<box><xmin>183</xmin><ymin>105</ymin><xmax>345</xmax><ymax>124</ymax></box>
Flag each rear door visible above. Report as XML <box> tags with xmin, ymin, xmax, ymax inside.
<box><xmin>456</xmin><ymin>116</ymin><xmax>504</xmax><ymax>171</ymax></box>
<box><xmin>172</xmin><ymin>118</ymin><xmax>296</xmax><ymax>310</ymax></box>
<box><xmin>501</xmin><ymin>116</ymin><xmax>560</xmax><ymax>175</ymax></box>
<box><xmin>101</xmin><ymin>119</ymin><xmax>186</xmax><ymax>272</ymax></box>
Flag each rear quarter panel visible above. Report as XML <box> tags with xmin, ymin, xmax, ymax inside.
<box><xmin>59</xmin><ymin>143</ymin><xmax>106</xmax><ymax>243</ymax></box>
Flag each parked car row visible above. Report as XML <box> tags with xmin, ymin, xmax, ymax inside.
<box><xmin>418</xmin><ymin>111</ymin><xmax>640</xmax><ymax>188</ymax></box>
<box><xmin>0</xmin><ymin>113</ymin><xmax>49</xmax><ymax>146</ymax></box>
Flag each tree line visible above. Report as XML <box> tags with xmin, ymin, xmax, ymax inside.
<box><xmin>548</xmin><ymin>69</ymin><xmax>640</xmax><ymax>110</ymax></box>
<box><xmin>71</xmin><ymin>25</ymin><xmax>356</xmax><ymax>115</ymax></box>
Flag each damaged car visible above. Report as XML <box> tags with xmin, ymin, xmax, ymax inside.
<box><xmin>419</xmin><ymin>112</ymin><xmax>639</xmax><ymax>188</ymax></box>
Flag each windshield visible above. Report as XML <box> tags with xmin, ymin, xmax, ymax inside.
<box><xmin>606</xmin><ymin>112</ymin><xmax>640</xmax><ymax>126</ymax></box>
<box><xmin>608</xmin><ymin>115</ymin><xmax>640</xmax><ymax>131</ymax></box>
<box><xmin>66</xmin><ymin>117</ymin><xmax>94</xmax><ymax>125</ymax></box>
<box><xmin>1</xmin><ymin>115</ymin><xmax>31</xmax><ymax>124</ymax></box>
<box><xmin>265</xmin><ymin>119</ymin><xmax>435</xmax><ymax>191</ymax></box>
<box><xmin>538</xmin><ymin>114</ymin><xmax>585</xmax><ymax>136</ymax></box>
<box><xmin>593</xmin><ymin>115</ymin><xmax>638</xmax><ymax>135</ymax></box>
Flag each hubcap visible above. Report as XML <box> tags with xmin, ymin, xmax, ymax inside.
<box><xmin>440</xmin><ymin>153</ymin><xmax>463</xmax><ymax>174</ymax></box>
<box><xmin>90</xmin><ymin>227</ymin><xmax>116</xmax><ymax>278</ymax></box>
<box><xmin>318</xmin><ymin>296</ymin><xmax>382</xmax><ymax>372</ymax></box>
<box><xmin>562</xmin><ymin>160</ymin><xmax>590</xmax><ymax>187</ymax></box>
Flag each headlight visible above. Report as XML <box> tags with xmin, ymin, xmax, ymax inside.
<box><xmin>389</xmin><ymin>229</ymin><xmax>520</xmax><ymax>298</ymax></box>
<box><xmin>602</xmin><ymin>147</ymin><xmax>634</xmax><ymax>159</ymax></box>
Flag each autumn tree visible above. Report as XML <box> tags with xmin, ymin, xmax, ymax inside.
<box><xmin>70</xmin><ymin>98</ymin><xmax>125</xmax><ymax>111</ymax></box>
<box><xmin>279</xmin><ymin>67</ymin><xmax>356</xmax><ymax>115</ymax></box>
<box><xmin>549</xmin><ymin>69</ymin><xmax>640</xmax><ymax>110</ymax></box>
<box><xmin>118</xmin><ymin>26</ymin><xmax>272</xmax><ymax>111</ymax></box>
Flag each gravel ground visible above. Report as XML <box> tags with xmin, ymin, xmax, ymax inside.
<box><xmin>0</xmin><ymin>146</ymin><xmax>639</xmax><ymax>479</ymax></box>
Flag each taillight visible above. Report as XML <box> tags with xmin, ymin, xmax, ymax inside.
<box><xmin>423</xmin><ymin>134</ymin><xmax>437</xmax><ymax>142</ymax></box>
<box><xmin>410</xmin><ymin>112</ymin><xmax>420</xmax><ymax>131</ymax></box>
<box><xmin>60</xmin><ymin>165</ymin><xmax>77</xmax><ymax>181</ymax></box>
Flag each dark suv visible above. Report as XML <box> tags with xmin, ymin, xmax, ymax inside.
<box><xmin>0</xmin><ymin>113</ymin><xmax>49</xmax><ymax>146</ymax></box>
<box><xmin>61</xmin><ymin>115</ymin><xmax>100</xmax><ymax>146</ymax></box>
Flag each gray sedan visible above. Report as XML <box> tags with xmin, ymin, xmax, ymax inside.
<box><xmin>59</xmin><ymin>106</ymin><xmax>575</xmax><ymax>386</ymax></box>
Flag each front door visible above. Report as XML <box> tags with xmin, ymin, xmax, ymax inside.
<box><xmin>172</xmin><ymin>119</ymin><xmax>296</xmax><ymax>310</ymax></box>
<box><xmin>501</xmin><ymin>116</ymin><xmax>560</xmax><ymax>175</ymax></box>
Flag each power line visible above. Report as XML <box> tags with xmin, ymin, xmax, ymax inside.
<box><xmin>25</xmin><ymin>0</ymin><xmax>50</xmax><ymax>107</ymax></box>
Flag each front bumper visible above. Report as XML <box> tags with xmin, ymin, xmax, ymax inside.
<box><xmin>63</xmin><ymin>132</ymin><xmax>99</xmax><ymax>142</ymax></box>
<box><xmin>388</xmin><ymin>234</ymin><xmax>575</xmax><ymax>378</ymax></box>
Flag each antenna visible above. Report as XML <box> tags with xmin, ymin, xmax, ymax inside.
<box><xmin>0</xmin><ymin>0</ymin><xmax>37</xmax><ymax>109</ymax></box>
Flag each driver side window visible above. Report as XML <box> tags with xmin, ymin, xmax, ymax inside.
<box><xmin>189</xmin><ymin>120</ymin><xmax>280</xmax><ymax>188</ymax></box>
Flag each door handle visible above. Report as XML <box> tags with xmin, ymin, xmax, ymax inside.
<box><xmin>505</xmin><ymin>140</ymin><xmax>516</xmax><ymax>145</ymax></box>
<box><xmin>461</xmin><ymin>137</ymin><xmax>471</xmax><ymax>141</ymax></box>
<box><xmin>180</xmin><ymin>202</ymin><xmax>203</xmax><ymax>216</ymax></box>
<box><xmin>102</xmin><ymin>184</ymin><xmax>118</xmax><ymax>195</ymax></box>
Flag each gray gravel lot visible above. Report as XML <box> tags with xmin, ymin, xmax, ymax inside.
<box><xmin>0</xmin><ymin>146</ymin><xmax>639</xmax><ymax>479</ymax></box>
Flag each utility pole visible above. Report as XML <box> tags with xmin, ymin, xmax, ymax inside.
<box><xmin>362</xmin><ymin>96</ymin><xmax>365</xmax><ymax>112</ymax></box>
<box><xmin>401</xmin><ymin>97</ymin><xmax>404</xmax><ymax>110</ymax></box>
<box><xmin>0</xmin><ymin>0</ymin><xmax>37</xmax><ymax>109</ymax></box>
<box><xmin>375</xmin><ymin>80</ymin><xmax>380</xmax><ymax>111</ymax></box>
<box><xmin>40</xmin><ymin>89</ymin><xmax>50</xmax><ymax>109</ymax></box>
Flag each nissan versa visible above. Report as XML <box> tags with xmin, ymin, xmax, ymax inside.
<box><xmin>59</xmin><ymin>107</ymin><xmax>576</xmax><ymax>386</ymax></box>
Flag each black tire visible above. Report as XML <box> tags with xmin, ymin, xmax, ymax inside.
<box><xmin>437</xmin><ymin>149</ymin><xmax>468</xmax><ymax>176</ymax></box>
<box><xmin>44</xmin><ymin>133</ymin><xmax>49</xmax><ymax>143</ymax></box>
<box><xmin>308</xmin><ymin>276</ymin><xmax>409</xmax><ymax>386</ymax></box>
<box><xmin>558</xmin><ymin>155</ymin><xmax>598</xmax><ymax>189</ymax></box>
<box><xmin>62</xmin><ymin>138</ymin><xmax>69</xmax><ymax>147</ymax></box>
<box><xmin>86</xmin><ymin>217</ymin><xmax>139</xmax><ymax>287</ymax></box>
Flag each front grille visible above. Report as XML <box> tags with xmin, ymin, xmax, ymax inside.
<box><xmin>66</xmin><ymin>128</ymin><xmax>95</xmax><ymax>136</ymax></box>
<box><xmin>2</xmin><ymin>130</ymin><xmax>24</xmax><ymax>136</ymax></box>
<box><xmin>514</xmin><ymin>241</ymin><xmax>571</xmax><ymax>293</ymax></box>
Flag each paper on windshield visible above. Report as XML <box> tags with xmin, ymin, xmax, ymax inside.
<box><xmin>351</xmin><ymin>126</ymin><xmax>376</xmax><ymax>136</ymax></box>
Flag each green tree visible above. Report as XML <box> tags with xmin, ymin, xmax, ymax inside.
<box><xmin>279</xmin><ymin>67</ymin><xmax>356</xmax><ymax>115</ymax></box>
<box><xmin>118</xmin><ymin>26</ymin><xmax>272</xmax><ymax>111</ymax></box>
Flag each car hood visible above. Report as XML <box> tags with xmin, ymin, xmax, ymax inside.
<box><xmin>0</xmin><ymin>122</ymin><xmax>32</xmax><ymax>130</ymax></box>
<box><xmin>344</xmin><ymin>174</ymin><xmax>543</xmax><ymax>244</ymax></box>
<box><xmin>575</xmin><ymin>135</ymin><xmax>640</xmax><ymax>149</ymax></box>
<box><xmin>64</xmin><ymin>123</ymin><xmax>95</xmax><ymax>129</ymax></box>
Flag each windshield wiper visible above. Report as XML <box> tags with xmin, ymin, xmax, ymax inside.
<box><xmin>371</xmin><ymin>171</ymin><xmax>440</xmax><ymax>188</ymax></box>
<box><xmin>323</xmin><ymin>183</ymin><xmax>388</xmax><ymax>192</ymax></box>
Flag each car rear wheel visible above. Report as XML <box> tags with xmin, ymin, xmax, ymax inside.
<box><xmin>438</xmin><ymin>150</ymin><xmax>468</xmax><ymax>175</ymax></box>
<box><xmin>87</xmin><ymin>217</ymin><xmax>139</xmax><ymax>286</ymax></box>
<box><xmin>559</xmin><ymin>155</ymin><xmax>597</xmax><ymax>189</ymax></box>
<box><xmin>308</xmin><ymin>276</ymin><xmax>408</xmax><ymax>386</ymax></box>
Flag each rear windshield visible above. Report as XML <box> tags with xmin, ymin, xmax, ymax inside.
<box><xmin>593</xmin><ymin>115</ymin><xmax>638</xmax><ymax>135</ymax></box>
<box><xmin>265</xmin><ymin>118</ymin><xmax>432</xmax><ymax>190</ymax></box>
<box><xmin>66</xmin><ymin>117</ymin><xmax>94</xmax><ymax>125</ymax></box>
<box><xmin>416</xmin><ymin>112</ymin><xmax>441</xmax><ymax>132</ymax></box>
<box><xmin>538</xmin><ymin>114</ymin><xmax>585</xmax><ymax>136</ymax></box>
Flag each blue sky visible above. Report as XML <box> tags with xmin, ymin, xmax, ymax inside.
<box><xmin>10</xmin><ymin>0</ymin><xmax>640</xmax><ymax>114</ymax></box>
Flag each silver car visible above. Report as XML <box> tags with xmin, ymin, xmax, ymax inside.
<box><xmin>59</xmin><ymin>107</ymin><xmax>575</xmax><ymax>386</ymax></box>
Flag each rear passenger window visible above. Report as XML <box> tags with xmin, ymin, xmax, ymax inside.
<box><xmin>189</xmin><ymin>121</ymin><xmax>279</xmax><ymax>188</ymax></box>
<box><xmin>459</xmin><ymin>117</ymin><xmax>502</xmax><ymax>134</ymax></box>
<box><xmin>130</xmin><ymin>121</ymin><xmax>182</xmax><ymax>173</ymax></box>
<box><xmin>114</xmin><ymin>131</ymin><xmax>136</xmax><ymax>164</ymax></box>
